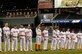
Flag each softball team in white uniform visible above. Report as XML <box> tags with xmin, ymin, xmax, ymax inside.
<box><xmin>11</xmin><ymin>25</ymin><xmax>19</xmax><ymax>51</ymax></box>
<box><xmin>51</xmin><ymin>27</ymin><xmax>57</xmax><ymax>50</ymax></box>
<box><xmin>65</xmin><ymin>29</ymin><xmax>71</xmax><ymax>49</ymax></box>
<box><xmin>3</xmin><ymin>23</ymin><xmax>10</xmax><ymax>51</ymax></box>
<box><xmin>56</xmin><ymin>29</ymin><xmax>60</xmax><ymax>50</ymax></box>
<box><xmin>60</xmin><ymin>31</ymin><xmax>66</xmax><ymax>50</ymax></box>
<box><xmin>77</xmin><ymin>30</ymin><xmax>82</xmax><ymax>49</ymax></box>
<box><xmin>19</xmin><ymin>24</ymin><xmax>26</xmax><ymax>51</ymax></box>
<box><xmin>25</xmin><ymin>25</ymin><xmax>33</xmax><ymax>51</ymax></box>
<box><xmin>70</xmin><ymin>31</ymin><xmax>76</xmax><ymax>49</ymax></box>
<box><xmin>1</xmin><ymin>22</ymin><xmax>82</xmax><ymax>52</ymax></box>
<box><xmin>35</xmin><ymin>26</ymin><xmax>42</xmax><ymax>51</ymax></box>
<box><xmin>43</xmin><ymin>27</ymin><xmax>48</xmax><ymax>50</ymax></box>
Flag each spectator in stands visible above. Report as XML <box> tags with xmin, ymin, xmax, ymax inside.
<box><xmin>30</xmin><ymin>12</ymin><xmax>33</xmax><ymax>17</ymax></box>
<box><xmin>6</xmin><ymin>11</ymin><xmax>37</xmax><ymax>18</ymax></box>
<box><xmin>10</xmin><ymin>13</ymin><xmax>12</xmax><ymax>17</ymax></box>
<box><xmin>12</xmin><ymin>12</ymin><xmax>16</xmax><ymax>17</ymax></box>
<box><xmin>24</xmin><ymin>12</ymin><xmax>27</xmax><ymax>17</ymax></box>
<box><xmin>6</xmin><ymin>12</ymin><xmax>12</xmax><ymax>18</ymax></box>
<box><xmin>26</xmin><ymin>12</ymin><xmax>30</xmax><ymax>17</ymax></box>
<box><xmin>34</xmin><ymin>12</ymin><xmax>37</xmax><ymax>16</ymax></box>
<box><xmin>6</xmin><ymin>12</ymin><xmax>10</xmax><ymax>18</ymax></box>
<box><xmin>19</xmin><ymin>12</ymin><xmax>23</xmax><ymax>16</ymax></box>
<box><xmin>6</xmin><ymin>12</ymin><xmax>9</xmax><ymax>16</ymax></box>
<box><xmin>16</xmin><ymin>12</ymin><xmax>19</xmax><ymax>17</ymax></box>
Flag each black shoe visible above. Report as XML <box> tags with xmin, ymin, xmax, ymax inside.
<box><xmin>35</xmin><ymin>49</ymin><xmax>38</xmax><ymax>51</ymax></box>
<box><xmin>43</xmin><ymin>49</ymin><xmax>48</xmax><ymax>51</ymax></box>
<box><xmin>39</xmin><ymin>49</ymin><xmax>42</xmax><ymax>51</ymax></box>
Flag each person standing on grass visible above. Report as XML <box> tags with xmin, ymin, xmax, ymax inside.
<box><xmin>65</xmin><ymin>28</ymin><xmax>71</xmax><ymax>50</ymax></box>
<box><xmin>42</xmin><ymin>26</ymin><xmax>49</xmax><ymax>51</ymax></box>
<box><xmin>76</xmin><ymin>30</ymin><xmax>82</xmax><ymax>50</ymax></box>
<box><xmin>0</xmin><ymin>26</ymin><xmax>2</xmax><ymax>51</ymax></box>
<box><xmin>25</xmin><ymin>24</ymin><xmax>33</xmax><ymax>51</ymax></box>
<box><xmin>35</xmin><ymin>25</ymin><xmax>42</xmax><ymax>51</ymax></box>
<box><xmin>11</xmin><ymin>25</ymin><xmax>19</xmax><ymax>51</ymax></box>
<box><xmin>60</xmin><ymin>28</ymin><xmax>66</xmax><ymax>51</ymax></box>
<box><xmin>70</xmin><ymin>30</ymin><xmax>76</xmax><ymax>50</ymax></box>
<box><xmin>3</xmin><ymin>22</ymin><xmax>10</xmax><ymax>51</ymax></box>
<box><xmin>56</xmin><ymin>27</ymin><xmax>60</xmax><ymax>50</ymax></box>
<box><xmin>51</xmin><ymin>26</ymin><xmax>58</xmax><ymax>51</ymax></box>
<box><xmin>19</xmin><ymin>24</ymin><xmax>26</xmax><ymax>51</ymax></box>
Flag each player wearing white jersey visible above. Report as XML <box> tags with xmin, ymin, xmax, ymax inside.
<box><xmin>25</xmin><ymin>24</ymin><xmax>33</xmax><ymax>51</ymax></box>
<box><xmin>60</xmin><ymin>28</ymin><xmax>66</xmax><ymax>51</ymax></box>
<box><xmin>70</xmin><ymin>30</ymin><xmax>76</xmax><ymax>49</ymax></box>
<box><xmin>42</xmin><ymin>27</ymin><xmax>48</xmax><ymax>50</ymax></box>
<box><xmin>51</xmin><ymin>27</ymin><xmax>57</xmax><ymax>51</ymax></box>
<box><xmin>65</xmin><ymin>28</ymin><xmax>71</xmax><ymax>50</ymax></box>
<box><xmin>77</xmin><ymin>30</ymin><xmax>82</xmax><ymax>50</ymax></box>
<box><xmin>19</xmin><ymin>24</ymin><xmax>26</xmax><ymax>51</ymax></box>
<box><xmin>56</xmin><ymin>28</ymin><xmax>60</xmax><ymax>50</ymax></box>
<box><xmin>11</xmin><ymin>25</ymin><xmax>19</xmax><ymax>51</ymax></box>
<box><xmin>3</xmin><ymin>23</ymin><xmax>10</xmax><ymax>51</ymax></box>
<box><xmin>0</xmin><ymin>27</ymin><xmax>2</xmax><ymax>51</ymax></box>
<box><xmin>35</xmin><ymin>26</ymin><xmax>42</xmax><ymax>51</ymax></box>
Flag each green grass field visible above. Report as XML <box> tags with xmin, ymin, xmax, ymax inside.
<box><xmin>0</xmin><ymin>43</ymin><xmax>82</xmax><ymax>54</ymax></box>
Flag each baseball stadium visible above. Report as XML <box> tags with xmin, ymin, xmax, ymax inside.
<box><xmin>0</xmin><ymin>0</ymin><xmax>82</xmax><ymax>54</ymax></box>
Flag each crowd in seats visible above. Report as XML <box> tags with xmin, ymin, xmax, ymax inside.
<box><xmin>54</xmin><ymin>12</ymin><xmax>69</xmax><ymax>20</ymax></box>
<box><xmin>67</xmin><ymin>13</ymin><xmax>82</xmax><ymax>19</ymax></box>
<box><xmin>6</xmin><ymin>11</ymin><xmax>37</xmax><ymax>18</ymax></box>
<box><xmin>54</xmin><ymin>12</ymin><xmax>82</xmax><ymax>20</ymax></box>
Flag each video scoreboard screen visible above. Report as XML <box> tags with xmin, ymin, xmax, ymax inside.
<box><xmin>54</xmin><ymin>0</ymin><xmax>82</xmax><ymax>8</ymax></box>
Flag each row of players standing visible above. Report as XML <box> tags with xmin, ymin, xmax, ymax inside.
<box><xmin>0</xmin><ymin>22</ymin><xmax>82</xmax><ymax>52</ymax></box>
<box><xmin>36</xmin><ymin>25</ymin><xmax>82</xmax><ymax>51</ymax></box>
<box><xmin>1</xmin><ymin>22</ymin><xmax>33</xmax><ymax>52</ymax></box>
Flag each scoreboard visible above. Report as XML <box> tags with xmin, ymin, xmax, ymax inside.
<box><xmin>54</xmin><ymin>0</ymin><xmax>82</xmax><ymax>8</ymax></box>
